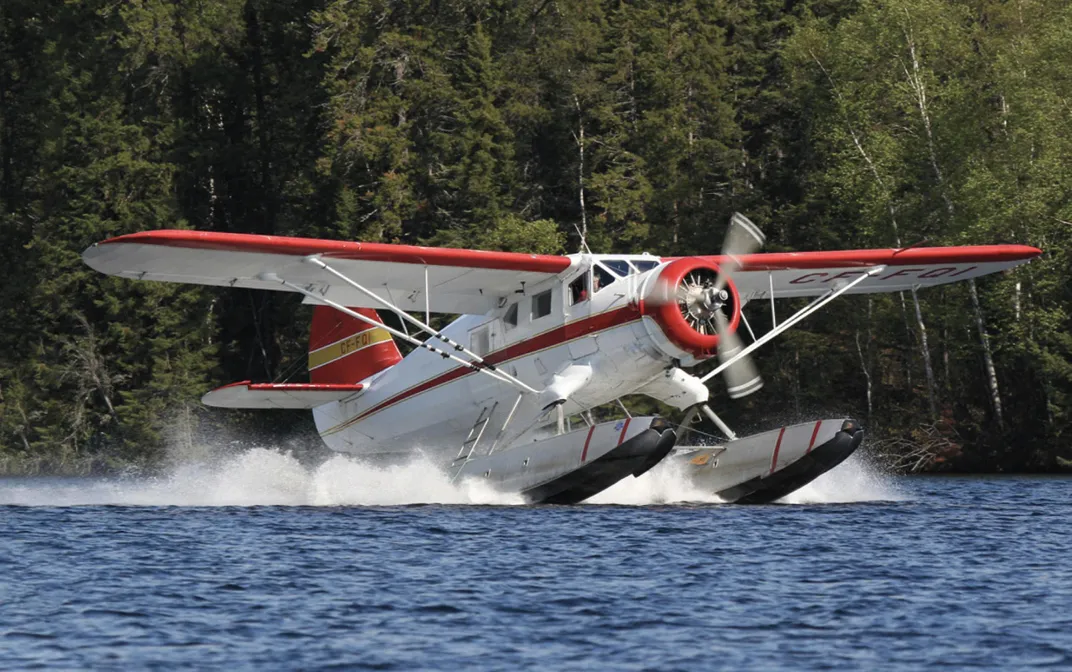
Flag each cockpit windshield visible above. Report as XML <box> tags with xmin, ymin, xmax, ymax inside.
<box><xmin>592</xmin><ymin>264</ymin><xmax>615</xmax><ymax>293</ymax></box>
<box><xmin>600</xmin><ymin>258</ymin><xmax>660</xmax><ymax>277</ymax></box>
<box><xmin>591</xmin><ymin>258</ymin><xmax>662</xmax><ymax>294</ymax></box>
<box><xmin>603</xmin><ymin>260</ymin><xmax>632</xmax><ymax>277</ymax></box>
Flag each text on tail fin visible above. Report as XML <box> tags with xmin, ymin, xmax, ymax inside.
<box><xmin>309</xmin><ymin>306</ymin><xmax>402</xmax><ymax>384</ymax></box>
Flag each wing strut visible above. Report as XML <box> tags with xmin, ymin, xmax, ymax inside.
<box><xmin>700</xmin><ymin>265</ymin><xmax>886</xmax><ymax>385</ymax></box>
<box><xmin>701</xmin><ymin>404</ymin><xmax>738</xmax><ymax>441</ymax></box>
<box><xmin>258</xmin><ymin>273</ymin><xmax>540</xmax><ymax>395</ymax></box>
<box><xmin>768</xmin><ymin>272</ymin><xmax>777</xmax><ymax>327</ymax></box>
<box><xmin>303</xmin><ymin>255</ymin><xmax>538</xmax><ymax>396</ymax></box>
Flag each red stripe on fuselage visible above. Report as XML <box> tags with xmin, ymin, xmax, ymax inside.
<box><xmin>581</xmin><ymin>426</ymin><xmax>595</xmax><ymax>463</ymax></box>
<box><xmin>323</xmin><ymin>304</ymin><xmax>644</xmax><ymax>435</ymax></box>
<box><xmin>770</xmin><ymin>426</ymin><xmax>787</xmax><ymax>476</ymax></box>
<box><xmin>805</xmin><ymin>421</ymin><xmax>822</xmax><ymax>455</ymax></box>
<box><xmin>618</xmin><ymin>418</ymin><xmax>632</xmax><ymax>446</ymax></box>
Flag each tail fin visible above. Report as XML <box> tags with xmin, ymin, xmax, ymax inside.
<box><xmin>308</xmin><ymin>306</ymin><xmax>402</xmax><ymax>384</ymax></box>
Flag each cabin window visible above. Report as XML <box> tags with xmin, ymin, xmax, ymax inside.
<box><xmin>568</xmin><ymin>274</ymin><xmax>589</xmax><ymax>305</ymax></box>
<box><xmin>593</xmin><ymin>265</ymin><xmax>615</xmax><ymax>294</ymax></box>
<box><xmin>504</xmin><ymin>303</ymin><xmax>518</xmax><ymax>329</ymax></box>
<box><xmin>470</xmin><ymin>326</ymin><xmax>490</xmax><ymax>356</ymax></box>
<box><xmin>531</xmin><ymin>289</ymin><xmax>552</xmax><ymax>319</ymax></box>
<box><xmin>633</xmin><ymin>259</ymin><xmax>659</xmax><ymax>273</ymax></box>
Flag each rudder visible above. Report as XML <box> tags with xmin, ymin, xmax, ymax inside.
<box><xmin>308</xmin><ymin>306</ymin><xmax>402</xmax><ymax>384</ymax></box>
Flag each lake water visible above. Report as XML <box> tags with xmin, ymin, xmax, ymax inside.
<box><xmin>2</xmin><ymin>450</ymin><xmax>1071</xmax><ymax>670</ymax></box>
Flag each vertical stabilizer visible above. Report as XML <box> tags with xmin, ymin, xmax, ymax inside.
<box><xmin>308</xmin><ymin>306</ymin><xmax>402</xmax><ymax>383</ymax></box>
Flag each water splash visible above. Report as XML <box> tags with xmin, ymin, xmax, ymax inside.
<box><xmin>588</xmin><ymin>451</ymin><xmax>904</xmax><ymax>505</ymax></box>
<box><xmin>0</xmin><ymin>443</ymin><xmax>902</xmax><ymax>507</ymax></box>
<box><xmin>0</xmin><ymin>448</ymin><xmax>523</xmax><ymax>507</ymax></box>
<box><xmin>586</xmin><ymin>460</ymin><xmax>725</xmax><ymax>505</ymax></box>
<box><xmin>778</xmin><ymin>453</ymin><xmax>906</xmax><ymax>504</ymax></box>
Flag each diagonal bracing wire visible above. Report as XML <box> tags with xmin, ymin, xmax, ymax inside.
<box><xmin>302</xmin><ymin>255</ymin><xmax>540</xmax><ymax>395</ymax></box>
<box><xmin>256</xmin><ymin>272</ymin><xmax>539</xmax><ymax>395</ymax></box>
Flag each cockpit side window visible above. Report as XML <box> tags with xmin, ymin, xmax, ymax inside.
<box><xmin>593</xmin><ymin>264</ymin><xmax>615</xmax><ymax>294</ymax></box>
<box><xmin>633</xmin><ymin>259</ymin><xmax>659</xmax><ymax>273</ymax></box>
<box><xmin>569</xmin><ymin>273</ymin><xmax>589</xmax><ymax>305</ymax></box>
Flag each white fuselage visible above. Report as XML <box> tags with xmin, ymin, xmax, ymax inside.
<box><xmin>310</xmin><ymin>255</ymin><xmax>691</xmax><ymax>461</ymax></box>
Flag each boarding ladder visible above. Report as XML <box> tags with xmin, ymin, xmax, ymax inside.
<box><xmin>451</xmin><ymin>402</ymin><xmax>498</xmax><ymax>476</ymax></box>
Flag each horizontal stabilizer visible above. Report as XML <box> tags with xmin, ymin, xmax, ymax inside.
<box><xmin>202</xmin><ymin>381</ymin><xmax>365</xmax><ymax>409</ymax></box>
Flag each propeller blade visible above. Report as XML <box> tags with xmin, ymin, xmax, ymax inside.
<box><xmin>714</xmin><ymin>311</ymin><xmax>763</xmax><ymax>399</ymax></box>
<box><xmin>715</xmin><ymin>212</ymin><xmax>766</xmax><ymax>291</ymax></box>
<box><xmin>643</xmin><ymin>268</ymin><xmax>678</xmax><ymax>309</ymax></box>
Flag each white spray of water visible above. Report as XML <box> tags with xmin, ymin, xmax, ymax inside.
<box><xmin>779</xmin><ymin>452</ymin><xmax>906</xmax><ymax>504</ymax></box>
<box><xmin>587</xmin><ymin>451</ymin><xmax>904</xmax><ymax>505</ymax></box>
<box><xmin>586</xmin><ymin>459</ymin><xmax>725</xmax><ymax>505</ymax></box>
<box><xmin>0</xmin><ymin>448</ymin><xmax>523</xmax><ymax>507</ymax></box>
<box><xmin>1</xmin><ymin>442</ymin><xmax>902</xmax><ymax>507</ymax></box>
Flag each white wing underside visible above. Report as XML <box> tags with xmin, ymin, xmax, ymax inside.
<box><xmin>728</xmin><ymin>260</ymin><xmax>1026</xmax><ymax>299</ymax></box>
<box><xmin>83</xmin><ymin>232</ymin><xmax>574</xmax><ymax>315</ymax></box>
<box><xmin>84</xmin><ymin>230</ymin><xmax>1039</xmax><ymax>314</ymax></box>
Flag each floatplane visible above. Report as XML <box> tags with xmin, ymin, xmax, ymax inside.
<box><xmin>83</xmin><ymin>216</ymin><xmax>1039</xmax><ymax>503</ymax></box>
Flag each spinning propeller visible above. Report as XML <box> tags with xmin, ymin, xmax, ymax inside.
<box><xmin>645</xmin><ymin>213</ymin><xmax>767</xmax><ymax>443</ymax></box>
<box><xmin>656</xmin><ymin>212</ymin><xmax>765</xmax><ymax>400</ymax></box>
<box><xmin>710</xmin><ymin>212</ymin><xmax>765</xmax><ymax>399</ymax></box>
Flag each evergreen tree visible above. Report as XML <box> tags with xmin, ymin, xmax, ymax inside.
<box><xmin>0</xmin><ymin>0</ymin><xmax>1067</xmax><ymax>472</ymax></box>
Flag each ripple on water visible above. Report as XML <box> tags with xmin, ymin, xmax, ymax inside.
<box><xmin>1</xmin><ymin>455</ymin><xmax>1071</xmax><ymax>669</ymax></box>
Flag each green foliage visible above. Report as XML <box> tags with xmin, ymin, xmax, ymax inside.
<box><xmin>0</xmin><ymin>0</ymin><xmax>1068</xmax><ymax>472</ymax></box>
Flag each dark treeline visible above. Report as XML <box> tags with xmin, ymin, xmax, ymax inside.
<box><xmin>0</xmin><ymin>0</ymin><xmax>1068</xmax><ymax>474</ymax></box>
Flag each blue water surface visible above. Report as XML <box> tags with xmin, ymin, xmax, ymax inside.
<box><xmin>2</xmin><ymin>467</ymin><xmax>1071</xmax><ymax>670</ymax></box>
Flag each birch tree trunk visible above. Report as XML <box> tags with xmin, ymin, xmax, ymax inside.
<box><xmin>855</xmin><ymin>297</ymin><xmax>875</xmax><ymax>425</ymax></box>
<box><xmin>968</xmin><ymin>278</ymin><xmax>1005</xmax><ymax>430</ymax></box>
<box><xmin>572</xmin><ymin>94</ymin><xmax>588</xmax><ymax>252</ymax></box>
<box><xmin>911</xmin><ymin>287</ymin><xmax>938</xmax><ymax>419</ymax></box>
<box><xmin>900</xmin><ymin>14</ymin><xmax>1004</xmax><ymax>429</ymax></box>
<box><xmin>855</xmin><ymin>330</ymin><xmax>872</xmax><ymax>425</ymax></box>
<box><xmin>811</xmin><ymin>51</ymin><xmax>937</xmax><ymax>420</ymax></box>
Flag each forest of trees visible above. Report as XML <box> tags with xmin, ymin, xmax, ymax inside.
<box><xmin>0</xmin><ymin>0</ymin><xmax>1068</xmax><ymax>475</ymax></box>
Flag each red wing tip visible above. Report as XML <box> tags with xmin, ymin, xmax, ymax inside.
<box><xmin>965</xmin><ymin>244</ymin><xmax>1043</xmax><ymax>259</ymax></box>
<box><xmin>982</xmin><ymin>244</ymin><xmax>1043</xmax><ymax>260</ymax></box>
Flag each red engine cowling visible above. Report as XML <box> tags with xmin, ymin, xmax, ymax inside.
<box><xmin>639</xmin><ymin>257</ymin><xmax>742</xmax><ymax>359</ymax></box>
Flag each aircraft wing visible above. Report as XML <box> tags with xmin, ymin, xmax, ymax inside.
<box><xmin>692</xmin><ymin>245</ymin><xmax>1041</xmax><ymax>300</ymax></box>
<box><xmin>83</xmin><ymin>230</ymin><xmax>575</xmax><ymax>314</ymax></box>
